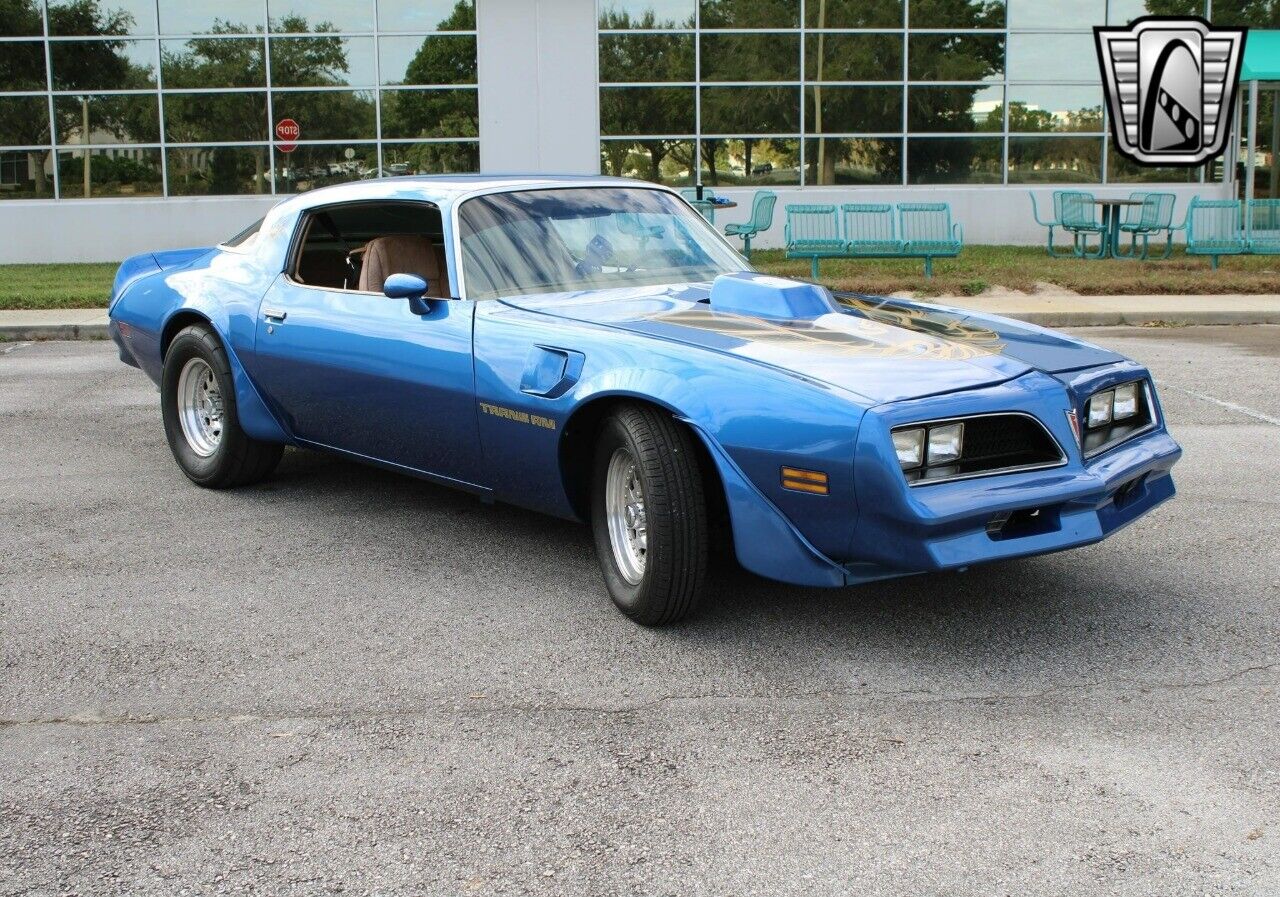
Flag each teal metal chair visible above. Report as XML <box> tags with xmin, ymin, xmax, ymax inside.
<box><xmin>1247</xmin><ymin>199</ymin><xmax>1280</xmax><ymax>255</ymax></box>
<box><xmin>1029</xmin><ymin>191</ymin><xmax>1076</xmax><ymax>258</ymax></box>
<box><xmin>784</xmin><ymin>204</ymin><xmax>844</xmax><ymax>278</ymax></box>
<box><xmin>898</xmin><ymin>203</ymin><xmax>962</xmax><ymax>278</ymax></box>
<box><xmin>840</xmin><ymin>204</ymin><xmax>903</xmax><ymax>256</ymax></box>
<box><xmin>688</xmin><ymin>198</ymin><xmax>716</xmax><ymax>224</ymax></box>
<box><xmin>1180</xmin><ymin>197</ymin><xmax>1244</xmax><ymax>269</ymax></box>
<box><xmin>1059</xmin><ymin>191</ymin><xmax>1106</xmax><ymax>259</ymax></box>
<box><xmin>723</xmin><ymin>190</ymin><xmax>777</xmax><ymax>259</ymax></box>
<box><xmin>1117</xmin><ymin>192</ymin><xmax>1178</xmax><ymax>259</ymax></box>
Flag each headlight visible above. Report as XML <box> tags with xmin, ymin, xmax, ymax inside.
<box><xmin>1087</xmin><ymin>390</ymin><xmax>1113</xmax><ymax>428</ymax></box>
<box><xmin>927</xmin><ymin>422</ymin><xmax>964</xmax><ymax>465</ymax></box>
<box><xmin>893</xmin><ymin>428</ymin><xmax>925</xmax><ymax>469</ymax></box>
<box><xmin>1112</xmin><ymin>382</ymin><xmax>1139</xmax><ymax>420</ymax></box>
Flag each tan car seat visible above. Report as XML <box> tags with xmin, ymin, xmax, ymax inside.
<box><xmin>355</xmin><ymin>235</ymin><xmax>449</xmax><ymax>297</ymax></box>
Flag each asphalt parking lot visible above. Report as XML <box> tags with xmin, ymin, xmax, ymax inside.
<box><xmin>2</xmin><ymin>326</ymin><xmax>1278</xmax><ymax>896</ymax></box>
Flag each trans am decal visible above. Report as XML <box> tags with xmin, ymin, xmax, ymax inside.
<box><xmin>479</xmin><ymin>401</ymin><xmax>557</xmax><ymax>430</ymax></box>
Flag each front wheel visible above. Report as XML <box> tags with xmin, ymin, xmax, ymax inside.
<box><xmin>161</xmin><ymin>324</ymin><xmax>283</xmax><ymax>488</ymax></box>
<box><xmin>591</xmin><ymin>405</ymin><xmax>709</xmax><ymax>625</ymax></box>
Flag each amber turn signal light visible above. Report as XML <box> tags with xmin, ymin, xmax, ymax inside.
<box><xmin>781</xmin><ymin>466</ymin><xmax>829</xmax><ymax>495</ymax></box>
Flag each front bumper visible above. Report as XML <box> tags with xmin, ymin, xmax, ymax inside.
<box><xmin>841</xmin><ymin>367</ymin><xmax>1182</xmax><ymax>584</ymax></box>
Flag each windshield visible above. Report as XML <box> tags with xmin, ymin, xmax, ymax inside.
<box><xmin>457</xmin><ymin>187</ymin><xmax>747</xmax><ymax>300</ymax></box>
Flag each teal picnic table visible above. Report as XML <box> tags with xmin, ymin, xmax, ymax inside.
<box><xmin>1090</xmin><ymin>197</ymin><xmax>1146</xmax><ymax>259</ymax></box>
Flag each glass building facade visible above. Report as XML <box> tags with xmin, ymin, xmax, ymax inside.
<box><xmin>0</xmin><ymin>0</ymin><xmax>478</xmax><ymax>199</ymax></box>
<box><xmin>598</xmin><ymin>0</ymin><xmax>1264</xmax><ymax>188</ymax></box>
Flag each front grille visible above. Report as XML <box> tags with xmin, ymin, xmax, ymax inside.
<box><xmin>899</xmin><ymin>413</ymin><xmax>1065</xmax><ymax>485</ymax></box>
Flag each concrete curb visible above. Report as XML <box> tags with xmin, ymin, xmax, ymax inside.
<box><xmin>0</xmin><ymin>323</ymin><xmax>110</xmax><ymax>341</ymax></box>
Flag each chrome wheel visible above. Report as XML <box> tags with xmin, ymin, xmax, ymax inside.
<box><xmin>176</xmin><ymin>357</ymin><xmax>223</xmax><ymax>457</ymax></box>
<box><xmin>605</xmin><ymin>447</ymin><xmax>647</xmax><ymax>586</ymax></box>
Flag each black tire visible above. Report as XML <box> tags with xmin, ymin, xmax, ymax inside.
<box><xmin>161</xmin><ymin>324</ymin><xmax>283</xmax><ymax>489</ymax></box>
<box><xmin>590</xmin><ymin>404</ymin><xmax>709</xmax><ymax>625</ymax></box>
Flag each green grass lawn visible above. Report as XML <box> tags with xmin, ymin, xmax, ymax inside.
<box><xmin>0</xmin><ymin>263</ymin><xmax>119</xmax><ymax>310</ymax></box>
<box><xmin>2</xmin><ymin>246</ymin><xmax>1279</xmax><ymax>310</ymax></box>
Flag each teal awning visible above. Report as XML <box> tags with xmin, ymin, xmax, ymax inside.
<box><xmin>1242</xmin><ymin>30</ymin><xmax>1280</xmax><ymax>81</ymax></box>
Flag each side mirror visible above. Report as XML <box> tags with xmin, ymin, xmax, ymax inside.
<box><xmin>383</xmin><ymin>272</ymin><xmax>428</xmax><ymax>300</ymax></box>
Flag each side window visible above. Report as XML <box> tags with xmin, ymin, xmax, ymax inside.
<box><xmin>290</xmin><ymin>201</ymin><xmax>450</xmax><ymax>297</ymax></box>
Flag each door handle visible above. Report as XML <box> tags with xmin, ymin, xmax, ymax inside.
<box><xmin>262</xmin><ymin>307</ymin><xmax>287</xmax><ymax>322</ymax></box>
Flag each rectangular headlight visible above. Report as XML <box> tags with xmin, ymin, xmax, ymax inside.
<box><xmin>1113</xmin><ymin>382</ymin><xmax>1139</xmax><ymax>420</ymax></box>
<box><xmin>1087</xmin><ymin>390</ymin><xmax>1113</xmax><ymax>428</ymax></box>
<box><xmin>893</xmin><ymin>428</ymin><xmax>925</xmax><ymax>469</ymax></box>
<box><xmin>927</xmin><ymin>422</ymin><xmax>964</xmax><ymax>466</ymax></box>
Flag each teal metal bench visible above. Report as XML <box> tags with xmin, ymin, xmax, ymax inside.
<box><xmin>724</xmin><ymin>190</ymin><xmax>777</xmax><ymax>259</ymax></box>
<box><xmin>785</xmin><ymin>202</ymin><xmax>964</xmax><ymax>278</ymax></box>
<box><xmin>784</xmin><ymin>204</ymin><xmax>846</xmax><ymax>278</ymax></box>
<box><xmin>898</xmin><ymin>203</ymin><xmax>963</xmax><ymax>277</ymax></box>
<box><xmin>1117</xmin><ymin>192</ymin><xmax>1178</xmax><ymax>260</ymax></box>
<box><xmin>1182</xmin><ymin>198</ymin><xmax>1244</xmax><ymax>269</ymax></box>
<box><xmin>1247</xmin><ymin>199</ymin><xmax>1280</xmax><ymax>254</ymax></box>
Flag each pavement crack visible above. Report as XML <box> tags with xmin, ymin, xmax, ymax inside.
<box><xmin>1</xmin><ymin>663</ymin><xmax>1275</xmax><ymax>730</ymax></box>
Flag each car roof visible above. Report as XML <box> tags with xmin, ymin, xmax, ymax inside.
<box><xmin>274</xmin><ymin>174</ymin><xmax>670</xmax><ymax>214</ymax></box>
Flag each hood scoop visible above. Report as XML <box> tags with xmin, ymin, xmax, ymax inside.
<box><xmin>708</xmin><ymin>272</ymin><xmax>838</xmax><ymax>319</ymax></box>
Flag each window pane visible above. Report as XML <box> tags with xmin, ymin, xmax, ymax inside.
<box><xmin>54</xmin><ymin>94</ymin><xmax>160</xmax><ymax>144</ymax></box>
<box><xmin>1106</xmin><ymin>146</ymin><xmax>1202</xmax><ymax>183</ymax></box>
<box><xmin>909</xmin><ymin>85</ymin><xmax>1002</xmax><ymax>132</ymax></box>
<box><xmin>907</xmin><ymin>136</ymin><xmax>1003</xmax><ymax>183</ymax></box>
<box><xmin>806</xmin><ymin>86</ymin><xmax>902</xmax><ymax>133</ymax></box>
<box><xmin>804</xmin><ymin>0</ymin><xmax>902</xmax><ymax>28</ymax></box>
<box><xmin>383</xmin><ymin>141</ymin><xmax>479</xmax><ymax>174</ymax></box>
<box><xmin>379</xmin><ymin>0</ymin><xmax>476</xmax><ymax>32</ymax></box>
<box><xmin>700</xmin><ymin>0</ymin><xmax>799</xmax><ymax>28</ymax></box>
<box><xmin>600</xmin><ymin>33</ymin><xmax>695</xmax><ymax>83</ymax></box>
<box><xmin>1007</xmin><ymin>33</ymin><xmax>1097</xmax><ymax>82</ymax></box>
<box><xmin>51</xmin><ymin>39</ymin><xmax>158</xmax><ymax>90</ymax></box>
<box><xmin>1006</xmin><ymin>85</ymin><xmax>1104</xmax><ymax>132</ymax></box>
<box><xmin>699</xmin><ymin>137</ymin><xmax>800</xmax><ymax>185</ymax></box>
<box><xmin>805</xmin><ymin>137</ymin><xmax>902</xmax><ymax>184</ymax></box>
<box><xmin>274</xmin><ymin>143</ymin><xmax>377</xmax><ymax>191</ymax></box>
<box><xmin>379</xmin><ymin>35</ymin><xmax>477</xmax><ymax>85</ymax></box>
<box><xmin>57</xmin><ymin>146</ymin><xmax>162</xmax><ymax>197</ymax></box>
<box><xmin>600</xmin><ymin>86</ymin><xmax>696</xmax><ymax>135</ymax></box>
<box><xmin>1108</xmin><ymin>0</ymin><xmax>1162</xmax><ymax>24</ymax></box>
<box><xmin>1007</xmin><ymin>136</ymin><xmax>1102</xmax><ymax>183</ymax></box>
<box><xmin>700</xmin><ymin>33</ymin><xmax>799</xmax><ymax>82</ymax></box>
<box><xmin>1</xmin><ymin>41</ymin><xmax>47</xmax><ymax>90</ymax></box>
<box><xmin>600</xmin><ymin>139</ymin><xmax>696</xmax><ymax>185</ymax></box>
<box><xmin>0</xmin><ymin>150</ymin><xmax>53</xmax><ymax>198</ymax></box>
<box><xmin>268</xmin><ymin>0</ymin><xmax>374</xmax><ymax>33</ymax></box>
<box><xmin>270</xmin><ymin>90</ymin><xmax>376</xmax><ymax>140</ymax></box>
<box><xmin>162</xmin><ymin>38</ymin><xmax>266</xmax><ymax>88</ymax></box>
<box><xmin>910</xmin><ymin>0</ymin><xmax>1004</xmax><ymax>28</ymax></box>
<box><xmin>164</xmin><ymin>92</ymin><xmax>269</xmax><ymax>142</ymax></box>
<box><xmin>1007</xmin><ymin>0</ymin><xmax>1103</xmax><ymax>29</ymax></box>
<box><xmin>167</xmin><ymin>145</ymin><xmax>271</xmax><ymax>195</ymax></box>
<box><xmin>2</xmin><ymin>0</ymin><xmax>42</xmax><ymax>36</ymax></box>
<box><xmin>270</xmin><ymin>36</ymin><xmax>376</xmax><ymax>87</ymax></box>
<box><xmin>908</xmin><ymin>34</ymin><xmax>1003</xmax><ymax>82</ymax></box>
<box><xmin>702</xmin><ymin>86</ymin><xmax>799</xmax><ymax>133</ymax></box>
<box><xmin>806</xmin><ymin>33</ymin><xmax>902</xmax><ymax>82</ymax></box>
<box><xmin>380</xmin><ymin>88</ymin><xmax>478</xmax><ymax>138</ymax></box>
<box><xmin>48</xmin><ymin>0</ymin><xmax>157</xmax><ymax>35</ymax></box>
<box><xmin>599</xmin><ymin>0</ymin><xmax>696</xmax><ymax>29</ymax></box>
<box><xmin>0</xmin><ymin>96</ymin><xmax>51</xmax><ymax>145</ymax></box>
<box><xmin>158</xmin><ymin>0</ymin><xmax>265</xmax><ymax>35</ymax></box>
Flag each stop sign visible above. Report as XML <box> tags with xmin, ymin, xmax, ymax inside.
<box><xmin>275</xmin><ymin>118</ymin><xmax>300</xmax><ymax>153</ymax></box>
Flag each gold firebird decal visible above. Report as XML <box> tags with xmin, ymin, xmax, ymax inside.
<box><xmin>479</xmin><ymin>402</ymin><xmax>557</xmax><ymax>430</ymax></box>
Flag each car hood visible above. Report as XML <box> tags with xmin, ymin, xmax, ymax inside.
<box><xmin>499</xmin><ymin>282</ymin><xmax>1124</xmax><ymax>405</ymax></box>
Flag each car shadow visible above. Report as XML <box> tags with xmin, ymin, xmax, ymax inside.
<box><xmin>244</xmin><ymin>447</ymin><xmax>1165</xmax><ymax>671</ymax></box>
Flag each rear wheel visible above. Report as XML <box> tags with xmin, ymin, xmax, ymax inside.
<box><xmin>161</xmin><ymin>324</ymin><xmax>282</xmax><ymax>488</ymax></box>
<box><xmin>591</xmin><ymin>404</ymin><xmax>709</xmax><ymax>625</ymax></box>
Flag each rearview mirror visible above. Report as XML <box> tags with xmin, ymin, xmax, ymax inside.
<box><xmin>383</xmin><ymin>272</ymin><xmax>428</xmax><ymax>300</ymax></box>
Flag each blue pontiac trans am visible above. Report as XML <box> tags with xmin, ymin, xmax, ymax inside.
<box><xmin>107</xmin><ymin>175</ymin><xmax>1182</xmax><ymax>625</ymax></box>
